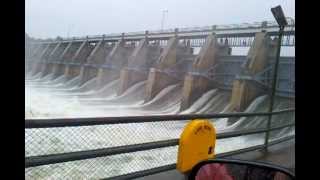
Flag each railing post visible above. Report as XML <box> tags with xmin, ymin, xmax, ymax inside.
<box><xmin>261</xmin><ymin>21</ymin><xmax>268</xmax><ymax>30</ymax></box>
<box><xmin>212</xmin><ymin>25</ymin><xmax>217</xmax><ymax>35</ymax></box>
<box><xmin>145</xmin><ymin>30</ymin><xmax>149</xmax><ymax>44</ymax></box>
<box><xmin>174</xmin><ymin>28</ymin><xmax>179</xmax><ymax>37</ymax></box>
<box><xmin>121</xmin><ymin>32</ymin><xmax>125</xmax><ymax>41</ymax></box>
<box><xmin>264</xmin><ymin>25</ymin><xmax>285</xmax><ymax>152</ymax></box>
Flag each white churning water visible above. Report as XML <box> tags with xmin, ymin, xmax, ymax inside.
<box><xmin>25</xmin><ymin>70</ymin><xmax>294</xmax><ymax>179</ymax></box>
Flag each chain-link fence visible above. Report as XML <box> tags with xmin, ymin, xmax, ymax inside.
<box><xmin>25</xmin><ymin>121</ymin><xmax>186</xmax><ymax>157</ymax></box>
<box><xmin>25</xmin><ymin>108</ymin><xmax>294</xmax><ymax>179</ymax></box>
<box><xmin>25</xmin><ymin>146</ymin><xmax>178</xmax><ymax>180</ymax></box>
<box><xmin>25</xmin><ymin>119</ymin><xmax>188</xmax><ymax>179</ymax></box>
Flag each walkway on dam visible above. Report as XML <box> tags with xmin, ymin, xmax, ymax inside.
<box><xmin>135</xmin><ymin>139</ymin><xmax>295</xmax><ymax>180</ymax></box>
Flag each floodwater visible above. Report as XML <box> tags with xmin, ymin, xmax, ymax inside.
<box><xmin>25</xmin><ymin>68</ymin><xmax>294</xmax><ymax>179</ymax></box>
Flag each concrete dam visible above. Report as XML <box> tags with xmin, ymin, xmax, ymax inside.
<box><xmin>25</xmin><ymin>21</ymin><xmax>295</xmax><ymax>179</ymax></box>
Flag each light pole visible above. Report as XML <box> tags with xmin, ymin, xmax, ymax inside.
<box><xmin>264</xmin><ymin>5</ymin><xmax>288</xmax><ymax>151</ymax></box>
<box><xmin>161</xmin><ymin>10</ymin><xmax>168</xmax><ymax>31</ymax></box>
<box><xmin>67</xmin><ymin>24</ymin><xmax>74</xmax><ymax>38</ymax></box>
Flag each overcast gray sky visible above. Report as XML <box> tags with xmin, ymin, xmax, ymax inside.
<box><xmin>26</xmin><ymin>0</ymin><xmax>295</xmax><ymax>39</ymax></box>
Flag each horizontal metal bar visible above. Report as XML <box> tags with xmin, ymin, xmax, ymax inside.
<box><xmin>100</xmin><ymin>135</ymin><xmax>294</xmax><ymax>180</ymax></box>
<box><xmin>25</xmin><ymin>139</ymin><xmax>179</xmax><ymax>168</ymax></box>
<box><xmin>217</xmin><ymin>135</ymin><xmax>295</xmax><ymax>158</ymax></box>
<box><xmin>217</xmin><ymin>123</ymin><xmax>295</xmax><ymax>139</ymax></box>
<box><xmin>217</xmin><ymin>144</ymin><xmax>264</xmax><ymax>158</ymax></box>
<box><xmin>25</xmin><ymin>108</ymin><xmax>295</xmax><ymax>128</ymax></box>
<box><xmin>25</xmin><ymin>123</ymin><xmax>294</xmax><ymax>168</ymax></box>
<box><xmin>101</xmin><ymin>164</ymin><xmax>177</xmax><ymax>180</ymax></box>
<box><xmin>268</xmin><ymin>135</ymin><xmax>295</xmax><ymax>146</ymax></box>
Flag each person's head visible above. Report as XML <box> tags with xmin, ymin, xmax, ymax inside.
<box><xmin>196</xmin><ymin>163</ymin><xmax>233</xmax><ymax>180</ymax></box>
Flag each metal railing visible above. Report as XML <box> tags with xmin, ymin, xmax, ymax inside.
<box><xmin>25</xmin><ymin>108</ymin><xmax>295</xmax><ymax>179</ymax></box>
<box><xmin>105</xmin><ymin>135</ymin><xmax>294</xmax><ymax>180</ymax></box>
<box><xmin>30</xmin><ymin>19</ymin><xmax>295</xmax><ymax>45</ymax></box>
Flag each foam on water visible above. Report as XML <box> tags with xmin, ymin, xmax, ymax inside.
<box><xmin>38</xmin><ymin>73</ymin><xmax>54</xmax><ymax>82</ymax></box>
<box><xmin>29</xmin><ymin>72</ymin><xmax>43</xmax><ymax>80</ymax></box>
<box><xmin>143</xmin><ymin>84</ymin><xmax>179</xmax><ymax>106</ymax></box>
<box><xmin>76</xmin><ymin>79</ymin><xmax>119</xmax><ymax>101</ymax></box>
<box><xmin>25</xmin><ymin>74</ymin><xmax>294</xmax><ymax>179</ymax></box>
<box><xmin>53</xmin><ymin>77</ymin><xmax>98</xmax><ymax>96</ymax></box>
<box><xmin>141</xmin><ymin>84</ymin><xmax>182</xmax><ymax>113</ymax></box>
<box><xmin>25</xmin><ymin>86</ymin><xmax>83</xmax><ymax>118</ymax></box>
<box><xmin>180</xmin><ymin>89</ymin><xmax>218</xmax><ymax>114</ymax></box>
<box><xmin>50</xmin><ymin>75</ymin><xmax>68</xmax><ymax>85</ymax></box>
<box><xmin>197</xmin><ymin>91</ymin><xmax>230</xmax><ymax>114</ymax></box>
<box><xmin>226</xmin><ymin>95</ymin><xmax>268</xmax><ymax>130</ymax></box>
<box><xmin>82</xmin><ymin>80</ymin><xmax>146</xmax><ymax>107</ymax></box>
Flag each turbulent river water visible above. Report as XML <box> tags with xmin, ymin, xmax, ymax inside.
<box><xmin>25</xmin><ymin>62</ymin><xmax>294</xmax><ymax>179</ymax></box>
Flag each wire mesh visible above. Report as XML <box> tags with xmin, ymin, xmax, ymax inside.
<box><xmin>25</xmin><ymin>146</ymin><xmax>178</xmax><ymax>180</ymax></box>
<box><xmin>25</xmin><ymin>121</ymin><xmax>187</xmax><ymax>157</ymax></box>
<box><xmin>25</xmin><ymin>107</ymin><xmax>295</xmax><ymax>179</ymax></box>
<box><xmin>25</xmin><ymin>128</ymin><xmax>295</xmax><ymax>180</ymax></box>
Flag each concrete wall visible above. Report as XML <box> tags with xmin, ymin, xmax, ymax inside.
<box><xmin>95</xmin><ymin>40</ymin><xmax>135</xmax><ymax>89</ymax></box>
<box><xmin>79</xmin><ymin>41</ymin><xmax>114</xmax><ymax>85</ymax></box>
<box><xmin>156</xmin><ymin>37</ymin><xmax>194</xmax><ymax>68</ymax></box>
<box><xmin>72</xmin><ymin>41</ymin><xmax>96</xmax><ymax>64</ymax></box>
<box><xmin>61</xmin><ymin>42</ymin><xmax>82</xmax><ymax>63</ymax></box>
<box><xmin>40</xmin><ymin>42</ymin><xmax>63</xmax><ymax>76</ymax></box>
<box><xmin>50</xmin><ymin>43</ymin><xmax>69</xmax><ymax>61</ymax></box>
<box><xmin>96</xmin><ymin>68</ymin><xmax>121</xmax><ymax>88</ymax></box>
<box><xmin>181</xmin><ymin>74</ymin><xmax>217</xmax><ymax>111</ymax></box>
<box><xmin>180</xmin><ymin>34</ymin><xmax>229</xmax><ymax>110</ymax></box>
<box><xmin>144</xmin><ymin>37</ymin><xmax>194</xmax><ymax>102</ymax></box>
<box><xmin>145</xmin><ymin>68</ymin><xmax>179</xmax><ymax>102</ymax></box>
<box><xmin>29</xmin><ymin>43</ymin><xmax>46</xmax><ymax>61</ymax></box>
<box><xmin>86</xmin><ymin>41</ymin><xmax>113</xmax><ymax>65</ymax></box>
<box><xmin>64</xmin><ymin>41</ymin><xmax>95</xmax><ymax>78</ymax></box>
<box><xmin>229</xmin><ymin>80</ymin><xmax>265</xmax><ymax>112</ymax></box>
<box><xmin>51</xmin><ymin>41</ymin><xmax>82</xmax><ymax>77</ymax></box>
<box><xmin>31</xmin><ymin>43</ymin><xmax>53</xmax><ymax>75</ymax></box>
<box><xmin>206</xmin><ymin>55</ymin><xmax>294</xmax><ymax>95</ymax></box>
<box><xmin>228</xmin><ymin>32</ymin><xmax>278</xmax><ymax>112</ymax></box>
<box><xmin>26</xmin><ymin>44</ymin><xmax>40</xmax><ymax>73</ymax></box>
<box><xmin>41</xmin><ymin>43</ymin><xmax>59</xmax><ymax>62</ymax></box>
<box><xmin>26</xmin><ymin>43</ymin><xmax>45</xmax><ymax>74</ymax></box>
<box><xmin>118</xmin><ymin>68</ymin><xmax>147</xmax><ymax>95</ymax></box>
<box><xmin>43</xmin><ymin>42</ymin><xmax>70</xmax><ymax>76</ymax></box>
<box><xmin>118</xmin><ymin>39</ymin><xmax>162</xmax><ymax>95</ymax></box>
<box><xmin>104</xmin><ymin>40</ymin><xmax>134</xmax><ymax>69</ymax></box>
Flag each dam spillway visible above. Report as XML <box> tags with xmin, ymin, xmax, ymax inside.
<box><xmin>25</xmin><ymin>20</ymin><xmax>295</xmax><ymax>179</ymax></box>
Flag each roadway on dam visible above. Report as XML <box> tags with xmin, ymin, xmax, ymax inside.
<box><xmin>135</xmin><ymin>139</ymin><xmax>295</xmax><ymax>180</ymax></box>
